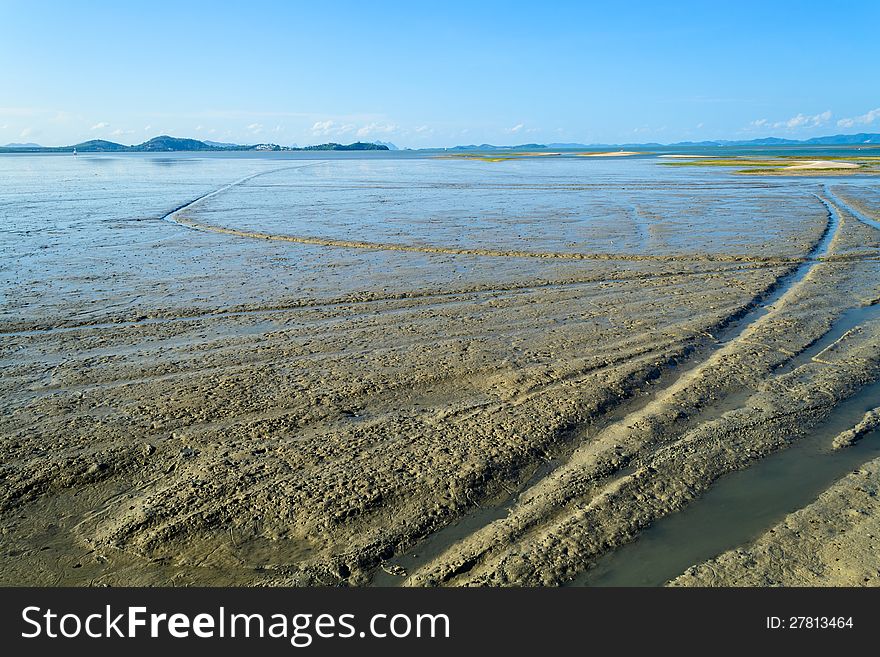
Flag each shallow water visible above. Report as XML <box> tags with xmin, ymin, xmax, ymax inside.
<box><xmin>5</xmin><ymin>151</ymin><xmax>874</xmax><ymax>331</ymax></box>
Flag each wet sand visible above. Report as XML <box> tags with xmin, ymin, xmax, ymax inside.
<box><xmin>1</xmin><ymin>155</ymin><xmax>878</xmax><ymax>586</ymax></box>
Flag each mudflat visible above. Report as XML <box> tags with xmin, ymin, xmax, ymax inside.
<box><xmin>1</xmin><ymin>153</ymin><xmax>878</xmax><ymax>586</ymax></box>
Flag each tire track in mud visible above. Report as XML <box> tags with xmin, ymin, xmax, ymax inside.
<box><xmin>373</xmin><ymin>192</ymin><xmax>851</xmax><ymax>585</ymax></box>
<box><xmin>825</xmin><ymin>187</ymin><xmax>880</xmax><ymax>230</ymax></box>
<box><xmin>167</xmin><ymin>212</ymin><xmax>815</xmax><ymax>264</ymax></box>
<box><xmin>573</xmin><ymin>308</ymin><xmax>880</xmax><ymax>587</ymax></box>
<box><xmin>161</xmin><ymin>167</ymin><xmax>832</xmax><ymax>265</ymax></box>
<box><xmin>417</xmin><ymin>191</ymin><xmax>879</xmax><ymax>587</ymax></box>
<box><xmin>159</xmin><ymin>171</ymin><xmax>863</xmax><ymax>586</ymax></box>
<box><xmin>0</xmin><ymin>261</ymin><xmax>800</xmax><ymax>336</ymax></box>
<box><xmin>129</xmin><ymin>171</ymin><xmax>873</xmax><ymax>584</ymax></box>
<box><xmin>159</xmin><ymin>162</ymin><xmax>327</xmax><ymax>223</ymax></box>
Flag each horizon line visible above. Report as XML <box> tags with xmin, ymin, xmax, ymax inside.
<box><xmin>4</xmin><ymin>130</ymin><xmax>880</xmax><ymax>152</ymax></box>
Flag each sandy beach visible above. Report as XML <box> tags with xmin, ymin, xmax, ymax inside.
<box><xmin>785</xmin><ymin>160</ymin><xmax>861</xmax><ymax>170</ymax></box>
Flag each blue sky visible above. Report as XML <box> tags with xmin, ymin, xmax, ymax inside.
<box><xmin>2</xmin><ymin>0</ymin><xmax>878</xmax><ymax>147</ymax></box>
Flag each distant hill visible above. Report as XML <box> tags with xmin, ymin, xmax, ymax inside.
<box><xmin>802</xmin><ymin>133</ymin><xmax>879</xmax><ymax>145</ymax></box>
<box><xmin>134</xmin><ymin>135</ymin><xmax>220</xmax><ymax>151</ymax></box>
<box><xmin>73</xmin><ymin>139</ymin><xmax>130</xmax><ymax>152</ymax></box>
<box><xmin>203</xmin><ymin>140</ymin><xmax>239</xmax><ymax>148</ymax></box>
<box><xmin>0</xmin><ymin>135</ymin><xmax>391</xmax><ymax>153</ymax></box>
<box><xmin>449</xmin><ymin>133</ymin><xmax>880</xmax><ymax>151</ymax></box>
<box><xmin>373</xmin><ymin>141</ymin><xmax>398</xmax><ymax>150</ymax></box>
<box><xmin>302</xmin><ymin>142</ymin><xmax>389</xmax><ymax>151</ymax></box>
<box><xmin>448</xmin><ymin>143</ymin><xmax>547</xmax><ymax>151</ymax></box>
<box><xmin>2</xmin><ymin>142</ymin><xmax>42</xmax><ymax>148</ymax></box>
<box><xmin>663</xmin><ymin>133</ymin><xmax>880</xmax><ymax>147</ymax></box>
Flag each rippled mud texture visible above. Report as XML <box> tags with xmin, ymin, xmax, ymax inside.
<box><xmin>1</xmin><ymin>154</ymin><xmax>878</xmax><ymax>586</ymax></box>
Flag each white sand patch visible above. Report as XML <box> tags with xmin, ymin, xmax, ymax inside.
<box><xmin>785</xmin><ymin>160</ymin><xmax>860</xmax><ymax>170</ymax></box>
<box><xmin>576</xmin><ymin>151</ymin><xmax>641</xmax><ymax>157</ymax></box>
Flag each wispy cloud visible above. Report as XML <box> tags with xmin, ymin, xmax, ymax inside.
<box><xmin>311</xmin><ymin>120</ymin><xmax>355</xmax><ymax>137</ymax></box>
<box><xmin>781</xmin><ymin>111</ymin><xmax>828</xmax><ymax>129</ymax></box>
<box><xmin>19</xmin><ymin>127</ymin><xmax>32</xmax><ymax>138</ymax></box>
<box><xmin>781</xmin><ymin>110</ymin><xmax>831</xmax><ymax>129</ymax></box>
<box><xmin>837</xmin><ymin>107</ymin><xmax>880</xmax><ymax>128</ymax></box>
<box><xmin>246</xmin><ymin>123</ymin><xmax>264</xmax><ymax>134</ymax></box>
<box><xmin>356</xmin><ymin>122</ymin><xmax>396</xmax><ymax>138</ymax></box>
<box><xmin>90</xmin><ymin>122</ymin><xmax>109</xmax><ymax>130</ymax></box>
<box><xmin>748</xmin><ymin>110</ymin><xmax>832</xmax><ymax>131</ymax></box>
<box><xmin>508</xmin><ymin>123</ymin><xmax>525</xmax><ymax>133</ymax></box>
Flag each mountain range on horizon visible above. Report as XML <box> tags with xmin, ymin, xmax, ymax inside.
<box><xmin>450</xmin><ymin>132</ymin><xmax>880</xmax><ymax>151</ymax></box>
<box><xmin>2</xmin><ymin>132</ymin><xmax>879</xmax><ymax>153</ymax></box>
<box><xmin>0</xmin><ymin>135</ymin><xmax>390</xmax><ymax>153</ymax></box>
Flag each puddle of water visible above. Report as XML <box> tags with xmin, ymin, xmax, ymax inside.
<box><xmin>370</xmin><ymin>458</ymin><xmax>560</xmax><ymax>586</ymax></box>
<box><xmin>369</xmin><ymin>196</ymin><xmax>844</xmax><ymax>586</ymax></box>
<box><xmin>779</xmin><ymin>302</ymin><xmax>880</xmax><ymax>374</ymax></box>
<box><xmin>569</xmin><ymin>379</ymin><xmax>880</xmax><ymax>587</ymax></box>
<box><xmin>825</xmin><ymin>188</ymin><xmax>880</xmax><ymax>230</ymax></box>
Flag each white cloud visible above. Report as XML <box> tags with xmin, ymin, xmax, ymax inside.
<box><xmin>311</xmin><ymin>120</ymin><xmax>355</xmax><ymax>137</ymax></box>
<box><xmin>748</xmin><ymin>111</ymin><xmax>832</xmax><ymax>132</ymax></box>
<box><xmin>837</xmin><ymin>107</ymin><xmax>880</xmax><ymax>128</ymax></box>
<box><xmin>91</xmin><ymin>122</ymin><xmax>109</xmax><ymax>130</ymax></box>
<box><xmin>144</xmin><ymin>125</ymin><xmax>152</xmax><ymax>132</ymax></box>
<box><xmin>414</xmin><ymin>125</ymin><xmax>431</xmax><ymax>133</ymax></box>
<box><xmin>19</xmin><ymin>127</ymin><xmax>32</xmax><ymax>138</ymax></box>
<box><xmin>0</xmin><ymin>124</ymin><xmax>8</xmax><ymax>130</ymax></box>
<box><xmin>508</xmin><ymin>123</ymin><xmax>524</xmax><ymax>133</ymax></box>
<box><xmin>195</xmin><ymin>125</ymin><xmax>204</xmax><ymax>131</ymax></box>
<box><xmin>775</xmin><ymin>110</ymin><xmax>831</xmax><ymax>130</ymax></box>
<box><xmin>246</xmin><ymin>123</ymin><xmax>264</xmax><ymax>134</ymax></box>
<box><xmin>355</xmin><ymin>122</ymin><xmax>396</xmax><ymax>138</ymax></box>
<box><xmin>311</xmin><ymin>120</ymin><xmax>333</xmax><ymax>134</ymax></box>
<box><xmin>110</xmin><ymin>128</ymin><xmax>133</xmax><ymax>137</ymax></box>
